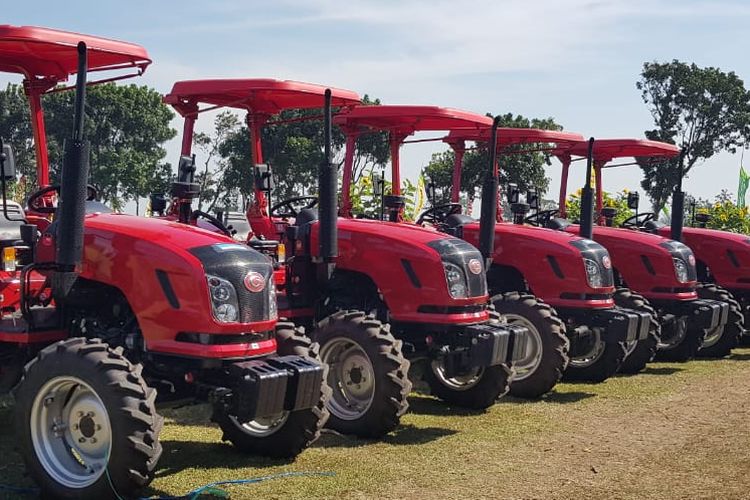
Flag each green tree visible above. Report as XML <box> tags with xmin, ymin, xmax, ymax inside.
<box><xmin>422</xmin><ymin>113</ymin><xmax>562</xmax><ymax>207</ymax></box>
<box><xmin>0</xmin><ymin>84</ymin><xmax>36</xmax><ymax>190</ymax></box>
<box><xmin>565</xmin><ymin>188</ymin><xmax>632</xmax><ymax>227</ymax></box>
<box><xmin>192</xmin><ymin>111</ymin><xmax>241</xmax><ymax>211</ymax></box>
<box><xmin>691</xmin><ymin>190</ymin><xmax>750</xmax><ymax>234</ymax></box>
<box><xmin>636</xmin><ymin>60</ymin><xmax>750</xmax><ymax>213</ymax></box>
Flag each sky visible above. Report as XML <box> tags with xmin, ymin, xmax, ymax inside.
<box><xmin>3</xmin><ymin>0</ymin><xmax>750</xmax><ymax>210</ymax></box>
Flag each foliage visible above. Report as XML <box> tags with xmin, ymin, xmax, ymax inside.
<box><xmin>636</xmin><ymin>60</ymin><xmax>750</xmax><ymax>213</ymax></box>
<box><xmin>422</xmin><ymin>113</ymin><xmax>562</xmax><ymax>207</ymax></box>
<box><xmin>691</xmin><ymin>190</ymin><xmax>750</xmax><ymax>234</ymax></box>
<box><xmin>192</xmin><ymin>111</ymin><xmax>242</xmax><ymax>211</ymax></box>
<box><xmin>0</xmin><ymin>83</ymin><xmax>176</xmax><ymax>211</ymax></box>
<box><xmin>565</xmin><ymin>189</ymin><xmax>633</xmax><ymax>227</ymax></box>
<box><xmin>348</xmin><ymin>165</ymin><xmax>418</xmax><ymax>221</ymax></box>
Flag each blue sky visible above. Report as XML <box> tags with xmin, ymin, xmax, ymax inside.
<box><xmin>3</xmin><ymin>0</ymin><xmax>750</xmax><ymax>206</ymax></box>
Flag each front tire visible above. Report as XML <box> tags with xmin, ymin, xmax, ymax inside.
<box><xmin>491</xmin><ymin>292</ymin><xmax>569</xmax><ymax>398</ymax></box>
<box><xmin>212</xmin><ymin>321</ymin><xmax>331</xmax><ymax>458</ymax></box>
<box><xmin>563</xmin><ymin>328</ymin><xmax>626</xmax><ymax>382</ymax></box>
<box><xmin>313</xmin><ymin>310</ymin><xmax>411</xmax><ymax>438</ymax></box>
<box><xmin>696</xmin><ymin>284</ymin><xmax>744</xmax><ymax>358</ymax></box>
<box><xmin>613</xmin><ymin>288</ymin><xmax>660</xmax><ymax>374</ymax></box>
<box><xmin>655</xmin><ymin>313</ymin><xmax>704</xmax><ymax>362</ymax></box>
<box><xmin>14</xmin><ymin>338</ymin><xmax>162</xmax><ymax>499</ymax></box>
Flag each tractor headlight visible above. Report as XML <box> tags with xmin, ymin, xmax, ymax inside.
<box><xmin>443</xmin><ymin>262</ymin><xmax>468</xmax><ymax>298</ymax></box>
<box><xmin>583</xmin><ymin>258</ymin><xmax>603</xmax><ymax>288</ymax></box>
<box><xmin>207</xmin><ymin>274</ymin><xmax>239</xmax><ymax>323</ymax></box>
<box><xmin>673</xmin><ymin>258</ymin><xmax>689</xmax><ymax>283</ymax></box>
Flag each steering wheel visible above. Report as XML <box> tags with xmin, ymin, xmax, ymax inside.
<box><xmin>524</xmin><ymin>209</ymin><xmax>559</xmax><ymax>227</ymax></box>
<box><xmin>27</xmin><ymin>184</ymin><xmax>99</xmax><ymax>214</ymax></box>
<box><xmin>416</xmin><ymin>203</ymin><xmax>463</xmax><ymax>226</ymax></box>
<box><xmin>270</xmin><ymin>196</ymin><xmax>318</xmax><ymax>218</ymax></box>
<box><xmin>191</xmin><ymin>210</ymin><xmax>233</xmax><ymax>238</ymax></box>
<box><xmin>620</xmin><ymin>212</ymin><xmax>655</xmax><ymax>229</ymax></box>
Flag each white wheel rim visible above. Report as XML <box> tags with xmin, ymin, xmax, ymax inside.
<box><xmin>701</xmin><ymin>324</ymin><xmax>723</xmax><ymax>348</ymax></box>
<box><xmin>231</xmin><ymin>412</ymin><xmax>290</xmax><ymax>437</ymax></box>
<box><xmin>659</xmin><ymin>316</ymin><xmax>688</xmax><ymax>350</ymax></box>
<box><xmin>503</xmin><ymin>314</ymin><xmax>543</xmax><ymax>382</ymax></box>
<box><xmin>30</xmin><ymin>376</ymin><xmax>111</xmax><ymax>489</ymax></box>
<box><xmin>569</xmin><ymin>329</ymin><xmax>606</xmax><ymax>368</ymax></box>
<box><xmin>431</xmin><ymin>360</ymin><xmax>484</xmax><ymax>391</ymax></box>
<box><xmin>319</xmin><ymin>337</ymin><xmax>375</xmax><ymax>421</ymax></box>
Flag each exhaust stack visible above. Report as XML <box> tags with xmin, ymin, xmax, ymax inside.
<box><xmin>579</xmin><ymin>137</ymin><xmax>595</xmax><ymax>240</ymax></box>
<box><xmin>52</xmin><ymin>42</ymin><xmax>90</xmax><ymax>300</ymax></box>
<box><xmin>478</xmin><ymin>116</ymin><xmax>501</xmax><ymax>264</ymax></box>
<box><xmin>670</xmin><ymin>152</ymin><xmax>685</xmax><ymax>242</ymax></box>
<box><xmin>318</xmin><ymin>89</ymin><xmax>337</xmax><ymax>276</ymax></box>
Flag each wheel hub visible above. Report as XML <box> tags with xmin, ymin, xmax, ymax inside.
<box><xmin>320</xmin><ymin>337</ymin><xmax>376</xmax><ymax>420</ymax></box>
<box><xmin>569</xmin><ymin>327</ymin><xmax>606</xmax><ymax>368</ymax></box>
<box><xmin>659</xmin><ymin>316</ymin><xmax>688</xmax><ymax>350</ymax></box>
<box><xmin>503</xmin><ymin>314</ymin><xmax>543</xmax><ymax>382</ymax></box>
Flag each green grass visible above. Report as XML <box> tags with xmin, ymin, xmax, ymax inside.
<box><xmin>1</xmin><ymin>349</ymin><xmax>748</xmax><ymax>499</ymax></box>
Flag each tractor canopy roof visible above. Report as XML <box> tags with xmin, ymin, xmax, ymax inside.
<box><xmin>556</xmin><ymin>138</ymin><xmax>680</xmax><ymax>163</ymax></box>
<box><xmin>0</xmin><ymin>24</ymin><xmax>151</xmax><ymax>86</ymax></box>
<box><xmin>164</xmin><ymin>78</ymin><xmax>361</xmax><ymax>117</ymax></box>
<box><xmin>445</xmin><ymin>127</ymin><xmax>585</xmax><ymax>148</ymax></box>
<box><xmin>333</xmin><ymin>105</ymin><xmax>492</xmax><ymax>136</ymax></box>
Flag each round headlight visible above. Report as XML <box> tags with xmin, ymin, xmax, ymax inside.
<box><xmin>215</xmin><ymin>303</ymin><xmax>238</xmax><ymax>322</ymax></box>
<box><xmin>211</xmin><ymin>284</ymin><xmax>232</xmax><ymax>302</ymax></box>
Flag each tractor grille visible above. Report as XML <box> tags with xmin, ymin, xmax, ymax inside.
<box><xmin>189</xmin><ymin>243</ymin><xmax>275</xmax><ymax>323</ymax></box>
<box><xmin>428</xmin><ymin>238</ymin><xmax>488</xmax><ymax>298</ymax></box>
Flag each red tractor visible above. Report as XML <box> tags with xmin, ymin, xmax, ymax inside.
<box><xmin>548</xmin><ymin>138</ymin><xmax>734</xmax><ymax>360</ymax></box>
<box><xmin>0</xmin><ymin>26</ymin><xmax>329</xmax><ymax>499</ymax></box>
<box><xmin>557</xmin><ymin>138</ymin><xmax>745</xmax><ymax>356</ymax></box>
<box><xmin>164</xmin><ymin>79</ymin><xmax>529</xmax><ymax>437</ymax></box>
<box><xmin>334</xmin><ymin>106</ymin><xmax>654</xmax><ymax>399</ymax></box>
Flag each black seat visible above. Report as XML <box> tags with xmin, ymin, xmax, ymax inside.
<box><xmin>643</xmin><ymin>220</ymin><xmax>666</xmax><ymax>234</ymax></box>
<box><xmin>295</xmin><ymin>208</ymin><xmax>319</xmax><ymax>227</ymax></box>
<box><xmin>546</xmin><ymin>217</ymin><xmax>571</xmax><ymax>231</ymax></box>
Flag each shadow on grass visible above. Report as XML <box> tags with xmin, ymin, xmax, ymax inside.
<box><xmin>317</xmin><ymin>423</ymin><xmax>457</xmax><ymax>449</ymax></box>
<box><xmin>537</xmin><ymin>390</ymin><xmax>596</xmax><ymax>404</ymax></box>
<box><xmin>406</xmin><ymin>394</ymin><xmax>486</xmax><ymax>417</ymax></box>
<box><xmin>729</xmin><ymin>352</ymin><xmax>750</xmax><ymax>361</ymax></box>
<box><xmin>639</xmin><ymin>366</ymin><xmax>685</xmax><ymax>376</ymax></box>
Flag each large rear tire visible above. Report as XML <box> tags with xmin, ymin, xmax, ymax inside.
<box><xmin>13</xmin><ymin>338</ymin><xmax>162</xmax><ymax>499</ymax></box>
<box><xmin>212</xmin><ymin>321</ymin><xmax>331</xmax><ymax>458</ymax></box>
<box><xmin>613</xmin><ymin>288</ymin><xmax>660</xmax><ymax>374</ymax></box>
<box><xmin>313</xmin><ymin>310</ymin><xmax>411</xmax><ymax>438</ymax></box>
<box><xmin>491</xmin><ymin>292</ymin><xmax>568</xmax><ymax>398</ymax></box>
<box><xmin>696</xmin><ymin>284</ymin><xmax>744</xmax><ymax>358</ymax></box>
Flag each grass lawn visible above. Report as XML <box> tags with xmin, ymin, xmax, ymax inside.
<box><xmin>2</xmin><ymin>348</ymin><xmax>749</xmax><ymax>499</ymax></box>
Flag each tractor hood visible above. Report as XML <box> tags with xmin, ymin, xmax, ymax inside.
<box><xmin>563</xmin><ymin>223</ymin><xmax>698</xmax><ymax>301</ymax></box>
<box><xmin>658</xmin><ymin>226</ymin><xmax>750</xmax><ymax>291</ymax></box>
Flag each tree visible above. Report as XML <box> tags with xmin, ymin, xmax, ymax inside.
<box><xmin>565</xmin><ymin>189</ymin><xmax>632</xmax><ymax>227</ymax></box>
<box><xmin>636</xmin><ymin>60</ymin><xmax>750</xmax><ymax>213</ymax></box>
<box><xmin>192</xmin><ymin>111</ymin><xmax>241</xmax><ymax>211</ymax></box>
<box><xmin>0</xmin><ymin>83</ymin><xmax>176</xmax><ymax>211</ymax></box>
<box><xmin>422</xmin><ymin>113</ymin><xmax>562</xmax><ymax>207</ymax></box>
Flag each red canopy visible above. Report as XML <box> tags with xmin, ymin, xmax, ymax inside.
<box><xmin>333</xmin><ymin>105</ymin><xmax>492</xmax><ymax>135</ymax></box>
<box><xmin>446</xmin><ymin>127</ymin><xmax>585</xmax><ymax>148</ymax></box>
<box><xmin>0</xmin><ymin>25</ymin><xmax>151</xmax><ymax>84</ymax></box>
<box><xmin>557</xmin><ymin>138</ymin><xmax>680</xmax><ymax>163</ymax></box>
<box><xmin>164</xmin><ymin>78</ymin><xmax>361</xmax><ymax>116</ymax></box>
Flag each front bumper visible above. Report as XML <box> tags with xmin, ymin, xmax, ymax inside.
<box><xmin>439</xmin><ymin>322</ymin><xmax>529</xmax><ymax>378</ymax></box>
<box><xmin>559</xmin><ymin>306</ymin><xmax>650</xmax><ymax>343</ymax></box>
<box><xmin>220</xmin><ymin>355</ymin><xmax>324</xmax><ymax>421</ymax></box>
<box><xmin>658</xmin><ymin>298</ymin><xmax>729</xmax><ymax>332</ymax></box>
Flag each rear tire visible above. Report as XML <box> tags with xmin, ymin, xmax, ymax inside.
<box><xmin>313</xmin><ymin>310</ymin><xmax>411</xmax><ymax>438</ymax></box>
<box><xmin>613</xmin><ymin>288</ymin><xmax>660</xmax><ymax>374</ymax></box>
<box><xmin>696</xmin><ymin>284</ymin><xmax>744</xmax><ymax>358</ymax></box>
<box><xmin>14</xmin><ymin>338</ymin><xmax>162</xmax><ymax>499</ymax></box>
<box><xmin>212</xmin><ymin>322</ymin><xmax>331</xmax><ymax>458</ymax></box>
<box><xmin>491</xmin><ymin>292</ymin><xmax>569</xmax><ymax>398</ymax></box>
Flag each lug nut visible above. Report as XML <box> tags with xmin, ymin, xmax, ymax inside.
<box><xmin>79</xmin><ymin>437</ymin><xmax>86</xmax><ymax>444</ymax></box>
<box><xmin>91</xmin><ymin>438</ymin><xmax>97</xmax><ymax>444</ymax></box>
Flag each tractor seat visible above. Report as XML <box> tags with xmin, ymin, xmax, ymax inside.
<box><xmin>642</xmin><ymin>220</ymin><xmax>666</xmax><ymax>234</ymax></box>
<box><xmin>295</xmin><ymin>208</ymin><xmax>319</xmax><ymax>227</ymax></box>
<box><xmin>546</xmin><ymin>217</ymin><xmax>571</xmax><ymax>231</ymax></box>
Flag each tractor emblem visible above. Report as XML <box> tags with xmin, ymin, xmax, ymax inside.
<box><xmin>244</xmin><ymin>271</ymin><xmax>266</xmax><ymax>292</ymax></box>
<box><xmin>468</xmin><ymin>259</ymin><xmax>483</xmax><ymax>275</ymax></box>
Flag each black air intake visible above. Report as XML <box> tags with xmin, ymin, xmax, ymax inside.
<box><xmin>53</xmin><ymin>42</ymin><xmax>90</xmax><ymax>300</ymax></box>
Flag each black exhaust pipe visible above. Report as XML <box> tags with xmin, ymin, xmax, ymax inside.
<box><xmin>579</xmin><ymin>137</ymin><xmax>595</xmax><ymax>240</ymax></box>
<box><xmin>52</xmin><ymin>41</ymin><xmax>90</xmax><ymax>300</ymax></box>
<box><xmin>478</xmin><ymin>116</ymin><xmax>501</xmax><ymax>264</ymax></box>
<box><xmin>318</xmin><ymin>89</ymin><xmax>337</xmax><ymax>276</ymax></box>
<box><xmin>670</xmin><ymin>152</ymin><xmax>685</xmax><ymax>242</ymax></box>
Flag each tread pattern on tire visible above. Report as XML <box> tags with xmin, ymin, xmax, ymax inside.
<box><xmin>315</xmin><ymin>310</ymin><xmax>411</xmax><ymax>438</ymax></box>
<box><xmin>614</xmin><ymin>288</ymin><xmax>660</xmax><ymax>374</ymax></box>
<box><xmin>14</xmin><ymin>337</ymin><xmax>162</xmax><ymax>499</ymax></box>
<box><xmin>491</xmin><ymin>292</ymin><xmax>569</xmax><ymax>398</ymax></box>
